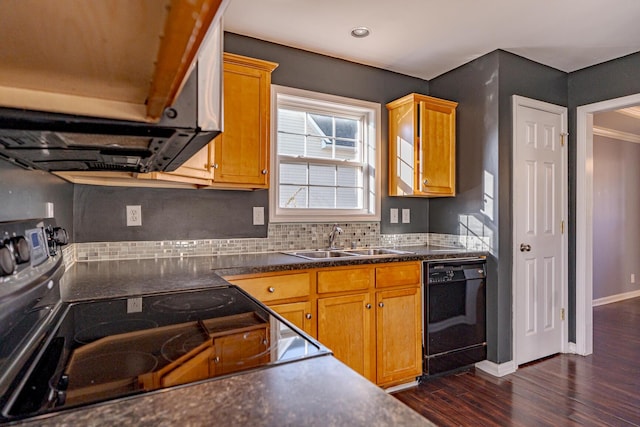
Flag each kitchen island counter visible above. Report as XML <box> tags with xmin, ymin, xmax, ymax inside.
<box><xmin>14</xmin><ymin>355</ymin><xmax>433</xmax><ymax>427</ymax></box>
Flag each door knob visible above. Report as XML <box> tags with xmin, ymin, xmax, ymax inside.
<box><xmin>520</xmin><ymin>243</ymin><xmax>531</xmax><ymax>252</ymax></box>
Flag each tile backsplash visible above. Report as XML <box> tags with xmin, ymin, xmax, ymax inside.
<box><xmin>69</xmin><ymin>222</ymin><xmax>489</xmax><ymax>262</ymax></box>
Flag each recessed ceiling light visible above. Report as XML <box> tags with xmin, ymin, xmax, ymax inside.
<box><xmin>350</xmin><ymin>27</ymin><xmax>371</xmax><ymax>38</ymax></box>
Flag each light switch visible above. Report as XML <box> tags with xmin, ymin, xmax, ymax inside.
<box><xmin>402</xmin><ymin>209</ymin><xmax>410</xmax><ymax>223</ymax></box>
<box><xmin>390</xmin><ymin>208</ymin><xmax>399</xmax><ymax>224</ymax></box>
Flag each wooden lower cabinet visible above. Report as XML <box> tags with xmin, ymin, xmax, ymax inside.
<box><xmin>375</xmin><ymin>286</ymin><xmax>422</xmax><ymax>386</ymax></box>
<box><xmin>224</xmin><ymin>261</ymin><xmax>422</xmax><ymax>388</ymax></box>
<box><xmin>317</xmin><ymin>293</ymin><xmax>374</xmax><ymax>382</ymax></box>
<box><xmin>270</xmin><ymin>301</ymin><xmax>313</xmax><ymax>335</ymax></box>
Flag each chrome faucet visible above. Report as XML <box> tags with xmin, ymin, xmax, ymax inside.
<box><xmin>328</xmin><ymin>224</ymin><xmax>343</xmax><ymax>249</ymax></box>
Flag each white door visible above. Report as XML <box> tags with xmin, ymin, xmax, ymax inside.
<box><xmin>513</xmin><ymin>96</ymin><xmax>567</xmax><ymax>365</ymax></box>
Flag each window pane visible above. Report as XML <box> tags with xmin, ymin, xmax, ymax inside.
<box><xmin>309</xmin><ymin>164</ymin><xmax>335</xmax><ymax>186</ymax></box>
<box><xmin>334</xmin><ymin>140</ymin><xmax>360</xmax><ymax>161</ymax></box>
<box><xmin>307</xmin><ymin>114</ymin><xmax>333</xmax><ymax>137</ymax></box>
<box><xmin>280</xmin><ymin>185</ymin><xmax>308</xmax><ymax>208</ymax></box>
<box><xmin>309</xmin><ymin>186</ymin><xmax>335</xmax><ymax>208</ymax></box>
<box><xmin>335</xmin><ymin>117</ymin><xmax>358</xmax><ymax>139</ymax></box>
<box><xmin>278</xmin><ymin>132</ymin><xmax>305</xmax><ymax>156</ymax></box>
<box><xmin>280</xmin><ymin>163</ymin><xmax>308</xmax><ymax>185</ymax></box>
<box><xmin>306</xmin><ymin>136</ymin><xmax>333</xmax><ymax>159</ymax></box>
<box><xmin>337</xmin><ymin>188</ymin><xmax>362</xmax><ymax>209</ymax></box>
<box><xmin>278</xmin><ymin>109</ymin><xmax>305</xmax><ymax>134</ymax></box>
<box><xmin>337</xmin><ymin>166</ymin><xmax>361</xmax><ymax>188</ymax></box>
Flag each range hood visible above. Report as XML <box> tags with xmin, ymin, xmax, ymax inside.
<box><xmin>0</xmin><ymin>66</ymin><xmax>219</xmax><ymax>173</ymax></box>
<box><xmin>0</xmin><ymin>0</ymin><xmax>229</xmax><ymax>173</ymax></box>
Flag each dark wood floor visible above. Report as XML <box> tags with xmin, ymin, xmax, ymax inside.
<box><xmin>393</xmin><ymin>297</ymin><xmax>640</xmax><ymax>426</ymax></box>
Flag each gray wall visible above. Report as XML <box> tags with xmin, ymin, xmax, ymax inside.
<box><xmin>428</xmin><ymin>50</ymin><xmax>568</xmax><ymax>363</ymax></box>
<box><xmin>592</xmin><ymin>136</ymin><xmax>640</xmax><ymax>300</ymax></box>
<box><xmin>567</xmin><ymin>51</ymin><xmax>640</xmax><ymax>341</ymax></box>
<box><xmin>73</xmin><ymin>33</ymin><xmax>432</xmax><ymax>242</ymax></box>
<box><xmin>224</xmin><ymin>32</ymin><xmax>431</xmax><ymax>234</ymax></box>
<box><xmin>0</xmin><ymin>160</ymin><xmax>74</xmax><ymax>236</ymax></box>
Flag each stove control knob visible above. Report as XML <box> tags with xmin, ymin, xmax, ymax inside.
<box><xmin>0</xmin><ymin>244</ymin><xmax>16</xmax><ymax>276</ymax></box>
<box><xmin>51</xmin><ymin>227</ymin><xmax>69</xmax><ymax>246</ymax></box>
<box><xmin>11</xmin><ymin>236</ymin><xmax>30</xmax><ymax>264</ymax></box>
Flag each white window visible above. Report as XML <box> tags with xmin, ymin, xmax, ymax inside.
<box><xmin>270</xmin><ymin>85</ymin><xmax>381</xmax><ymax>222</ymax></box>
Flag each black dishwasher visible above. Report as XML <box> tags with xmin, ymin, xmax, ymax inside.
<box><xmin>422</xmin><ymin>258</ymin><xmax>487</xmax><ymax>376</ymax></box>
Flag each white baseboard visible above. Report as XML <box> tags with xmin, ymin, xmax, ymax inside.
<box><xmin>384</xmin><ymin>380</ymin><xmax>419</xmax><ymax>393</ymax></box>
<box><xmin>475</xmin><ymin>360</ymin><xmax>517</xmax><ymax>377</ymax></box>
<box><xmin>592</xmin><ymin>289</ymin><xmax>640</xmax><ymax>307</ymax></box>
<box><xmin>567</xmin><ymin>342</ymin><xmax>577</xmax><ymax>354</ymax></box>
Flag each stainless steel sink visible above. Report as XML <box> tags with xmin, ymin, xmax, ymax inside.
<box><xmin>284</xmin><ymin>248</ymin><xmax>414</xmax><ymax>260</ymax></box>
<box><xmin>342</xmin><ymin>248</ymin><xmax>414</xmax><ymax>256</ymax></box>
<box><xmin>286</xmin><ymin>250</ymin><xmax>359</xmax><ymax>260</ymax></box>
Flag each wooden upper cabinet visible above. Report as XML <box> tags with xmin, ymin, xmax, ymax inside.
<box><xmin>387</xmin><ymin>93</ymin><xmax>457</xmax><ymax>197</ymax></box>
<box><xmin>210</xmin><ymin>53</ymin><xmax>279</xmax><ymax>188</ymax></box>
<box><xmin>0</xmin><ymin>0</ymin><xmax>229</xmax><ymax>122</ymax></box>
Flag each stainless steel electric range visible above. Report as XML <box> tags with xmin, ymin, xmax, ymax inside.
<box><xmin>0</xmin><ymin>219</ymin><xmax>329</xmax><ymax>424</ymax></box>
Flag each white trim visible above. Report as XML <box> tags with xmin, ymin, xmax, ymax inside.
<box><xmin>592</xmin><ymin>289</ymin><xmax>640</xmax><ymax>307</ymax></box>
<box><xmin>511</xmin><ymin>95</ymin><xmax>569</xmax><ymax>365</ymax></box>
<box><xmin>575</xmin><ymin>92</ymin><xmax>640</xmax><ymax>357</ymax></box>
<box><xmin>567</xmin><ymin>342</ymin><xmax>577</xmax><ymax>354</ymax></box>
<box><xmin>384</xmin><ymin>380</ymin><xmax>419</xmax><ymax>393</ymax></box>
<box><xmin>270</xmin><ymin>85</ymin><xmax>382</xmax><ymax>223</ymax></box>
<box><xmin>475</xmin><ymin>360</ymin><xmax>517</xmax><ymax>377</ymax></box>
<box><xmin>593</xmin><ymin>126</ymin><xmax>640</xmax><ymax>144</ymax></box>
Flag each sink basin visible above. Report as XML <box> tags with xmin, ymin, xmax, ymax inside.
<box><xmin>343</xmin><ymin>248</ymin><xmax>415</xmax><ymax>256</ymax></box>
<box><xmin>286</xmin><ymin>250</ymin><xmax>359</xmax><ymax>260</ymax></box>
<box><xmin>284</xmin><ymin>248</ymin><xmax>415</xmax><ymax>260</ymax></box>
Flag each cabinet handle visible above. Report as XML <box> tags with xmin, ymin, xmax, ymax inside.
<box><xmin>268</xmin><ymin>287</ymin><xmax>275</xmax><ymax>293</ymax></box>
<box><xmin>213</xmin><ymin>163</ymin><xmax>219</xmax><ymax>169</ymax></box>
<box><xmin>305</xmin><ymin>313</ymin><xmax>312</xmax><ymax>319</ymax></box>
<box><xmin>365</xmin><ymin>303</ymin><xmax>372</xmax><ymax>309</ymax></box>
<box><xmin>378</xmin><ymin>302</ymin><xmax>384</xmax><ymax>308</ymax></box>
<box><xmin>213</xmin><ymin>356</ymin><xmax>220</xmax><ymax>363</ymax></box>
<box><xmin>261</xmin><ymin>169</ymin><xmax>268</xmax><ymax>175</ymax></box>
<box><xmin>423</xmin><ymin>179</ymin><xmax>429</xmax><ymax>185</ymax></box>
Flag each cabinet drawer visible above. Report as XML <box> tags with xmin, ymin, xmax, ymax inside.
<box><xmin>228</xmin><ymin>272</ymin><xmax>310</xmax><ymax>302</ymax></box>
<box><xmin>375</xmin><ymin>263</ymin><xmax>420</xmax><ymax>288</ymax></box>
<box><xmin>317</xmin><ymin>267</ymin><xmax>373</xmax><ymax>294</ymax></box>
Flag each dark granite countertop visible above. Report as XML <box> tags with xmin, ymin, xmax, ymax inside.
<box><xmin>62</xmin><ymin>245</ymin><xmax>486</xmax><ymax>302</ymax></box>
<box><xmin>13</xmin><ymin>356</ymin><xmax>433</xmax><ymax>427</ymax></box>
<box><xmin>48</xmin><ymin>245</ymin><xmax>483</xmax><ymax>426</ymax></box>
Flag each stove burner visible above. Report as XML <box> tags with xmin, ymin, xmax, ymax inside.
<box><xmin>74</xmin><ymin>319</ymin><xmax>159</xmax><ymax>344</ymax></box>
<box><xmin>151</xmin><ymin>291</ymin><xmax>236</xmax><ymax>314</ymax></box>
<box><xmin>160</xmin><ymin>329</ymin><xmax>210</xmax><ymax>363</ymax></box>
<box><xmin>67</xmin><ymin>351</ymin><xmax>158</xmax><ymax>388</ymax></box>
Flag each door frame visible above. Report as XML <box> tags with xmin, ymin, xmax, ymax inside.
<box><xmin>512</xmin><ymin>95</ymin><xmax>569</xmax><ymax>365</ymax></box>
<box><xmin>575</xmin><ymin>92</ymin><xmax>640</xmax><ymax>356</ymax></box>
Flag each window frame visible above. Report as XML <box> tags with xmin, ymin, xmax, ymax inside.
<box><xmin>270</xmin><ymin>85</ymin><xmax>381</xmax><ymax>223</ymax></box>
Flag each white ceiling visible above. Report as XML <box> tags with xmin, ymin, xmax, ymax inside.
<box><xmin>223</xmin><ymin>0</ymin><xmax>640</xmax><ymax>80</ymax></box>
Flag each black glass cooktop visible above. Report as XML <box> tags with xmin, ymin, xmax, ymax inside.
<box><xmin>2</xmin><ymin>286</ymin><xmax>328</xmax><ymax>422</ymax></box>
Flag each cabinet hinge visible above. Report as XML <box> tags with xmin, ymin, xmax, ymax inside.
<box><xmin>561</xmin><ymin>308</ymin><xmax>565</xmax><ymax>321</ymax></box>
<box><xmin>561</xmin><ymin>220</ymin><xmax>565</xmax><ymax>234</ymax></box>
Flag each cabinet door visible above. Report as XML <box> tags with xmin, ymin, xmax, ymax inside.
<box><xmin>270</xmin><ymin>301</ymin><xmax>314</xmax><ymax>336</ymax></box>
<box><xmin>167</xmin><ymin>144</ymin><xmax>214</xmax><ymax>180</ymax></box>
<box><xmin>212</xmin><ymin>55</ymin><xmax>275</xmax><ymax>187</ymax></box>
<box><xmin>317</xmin><ymin>293</ymin><xmax>374</xmax><ymax>381</ymax></box>
<box><xmin>376</xmin><ymin>286</ymin><xmax>422</xmax><ymax>385</ymax></box>
<box><xmin>418</xmin><ymin>100</ymin><xmax>456</xmax><ymax>196</ymax></box>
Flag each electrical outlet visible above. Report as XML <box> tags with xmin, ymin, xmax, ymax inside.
<box><xmin>127</xmin><ymin>297</ymin><xmax>143</xmax><ymax>313</ymax></box>
<box><xmin>126</xmin><ymin>205</ymin><xmax>142</xmax><ymax>226</ymax></box>
<box><xmin>253</xmin><ymin>206</ymin><xmax>265</xmax><ymax>225</ymax></box>
<box><xmin>402</xmin><ymin>208</ymin><xmax>410</xmax><ymax>223</ymax></box>
<box><xmin>390</xmin><ymin>208</ymin><xmax>399</xmax><ymax>224</ymax></box>
<box><xmin>632</xmin><ymin>273</ymin><xmax>636</xmax><ymax>284</ymax></box>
